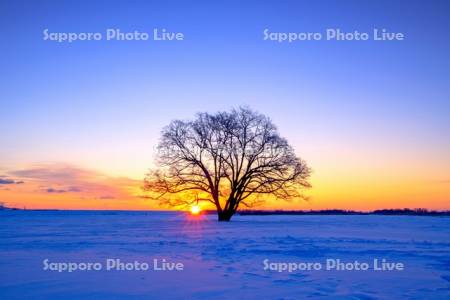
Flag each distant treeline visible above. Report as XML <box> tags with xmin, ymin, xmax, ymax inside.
<box><xmin>238</xmin><ymin>208</ymin><xmax>450</xmax><ymax>216</ymax></box>
<box><xmin>2</xmin><ymin>204</ymin><xmax>449</xmax><ymax>216</ymax></box>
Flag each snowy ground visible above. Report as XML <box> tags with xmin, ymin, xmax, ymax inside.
<box><xmin>0</xmin><ymin>211</ymin><xmax>449</xmax><ymax>299</ymax></box>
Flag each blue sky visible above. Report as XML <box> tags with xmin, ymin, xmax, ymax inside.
<box><xmin>0</xmin><ymin>0</ymin><xmax>449</xmax><ymax>209</ymax></box>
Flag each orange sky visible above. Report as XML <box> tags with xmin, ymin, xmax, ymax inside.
<box><xmin>1</xmin><ymin>161</ymin><xmax>448</xmax><ymax>211</ymax></box>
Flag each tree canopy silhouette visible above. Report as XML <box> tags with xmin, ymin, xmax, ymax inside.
<box><xmin>144</xmin><ymin>107</ymin><xmax>311</xmax><ymax>221</ymax></box>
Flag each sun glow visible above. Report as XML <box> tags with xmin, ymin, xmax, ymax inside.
<box><xmin>190</xmin><ymin>205</ymin><xmax>201</xmax><ymax>215</ymax></box>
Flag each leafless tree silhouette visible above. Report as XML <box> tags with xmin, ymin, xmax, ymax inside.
<box><xmin>144</xmin><ymin>107</ymin><xmax>311</xmax><ymax>221</ymax></box>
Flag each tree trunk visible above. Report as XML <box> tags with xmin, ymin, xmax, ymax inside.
<box><xmin>218</xmin><ymin>210</ymin><xmax>234</xmax><ymax>222</ymax></box>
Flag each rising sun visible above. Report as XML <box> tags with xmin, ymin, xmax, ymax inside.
<box><xmin>190</xmin><ymin>205</ymin><xmax>201</xmax><ymax>215</ymax></box>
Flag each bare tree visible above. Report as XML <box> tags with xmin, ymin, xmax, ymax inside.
<box><xmin>144</xmin><ymin>107</ymin><xmax>311</xmax><ymax>221</ymax></box>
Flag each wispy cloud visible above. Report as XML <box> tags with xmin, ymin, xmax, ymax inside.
<box><xmin>45</xmin><ymin>186</ymin><xmax>82</xmax><ymax>193</ymax></box>
<box><xmin>9</xmin><ymin>164</ymin><xmax>96</xmax><ymax>183</ymax></box>
<box><xmin>45</xmin><ymin>188</ymin><xmax>68</xmax><ymax>193</ymax></box>
<box><xmin>7</xmin><ymin>163</ymin><xmax>140</xmax><ymax>200</ymax></box>
<box><xmin>98</xmin><ymin>195</ymin><xmax>116</xmax><ymax>199</ymax></box>
<box><xmin>0</xmin><ymin>176</ymin><xmax>24</xmax><ymax>185</ymax></box>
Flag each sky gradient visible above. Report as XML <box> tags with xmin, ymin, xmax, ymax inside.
<box><xmin>1</xmin><ymin>0</ymin><xmax>449</xmax><ymax>210</ymax></box>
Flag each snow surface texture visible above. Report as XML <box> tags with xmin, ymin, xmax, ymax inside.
<box><xmin>0</xmin><ymin>211</ymin><xmax>449</xmax><ymax>299</ymax></box>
